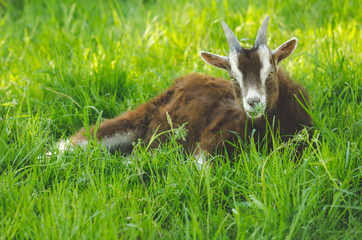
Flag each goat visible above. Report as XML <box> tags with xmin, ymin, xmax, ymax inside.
<box><xmin>59</xmin><ymin>16</ymin><xmax>313</xmax><ymax>162</ymax></box>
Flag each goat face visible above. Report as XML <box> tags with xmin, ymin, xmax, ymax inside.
<box><xmin>201</xmin><ymin>16</ymin><xmax>298</xmax><ymax>119</ymax></box>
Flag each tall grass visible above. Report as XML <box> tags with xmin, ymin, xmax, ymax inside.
<box><xmin>0</xmin><ymin>0</ymin><xmax>361</xmax><ymax>239</ymax></box>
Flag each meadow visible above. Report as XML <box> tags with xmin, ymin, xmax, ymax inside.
<box><xmin>0</xmin><ymin>0</ymin><xmax>361</xmax><ymax>239</ymax></box>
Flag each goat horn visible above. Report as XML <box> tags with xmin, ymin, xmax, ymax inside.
<box><xmin>255</xmin><ymin>15</ymin><xmax>270</xmax><ymax>46</ymax></box>
<box><xmin>222</xmin><ymin>21</ymin><xmax>242</xmax><ymax>53</ymax></box>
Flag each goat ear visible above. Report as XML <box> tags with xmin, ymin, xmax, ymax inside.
<box><xmin>200</xmin><ymin>51</ymin><xmax>230</xmax><ymax>71</ymax></box>
<box><xmin>272</xmin><ymin>38</ymin><xmax>298</xmax><ymax>64</ymax></box>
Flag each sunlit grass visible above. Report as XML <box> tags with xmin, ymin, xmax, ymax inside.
<box><xmin>0</xmin><ymin>0</ymin><xmax>361</xmax><ymax>239</ymax></box>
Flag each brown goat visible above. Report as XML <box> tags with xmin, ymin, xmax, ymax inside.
<box><xmin>59</xmin><ymin>16</ymin><xmax>313</xmax><ymax>162</ymax></box>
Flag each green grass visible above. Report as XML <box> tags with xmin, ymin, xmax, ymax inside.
<box><xmin>0</xmin><ymin>0</ymin><xmax>361</xmax><ymax>239</ymax></box>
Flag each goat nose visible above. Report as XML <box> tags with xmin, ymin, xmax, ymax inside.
<box><xmin>247</xmin><ymin>97</ymin><xmax>260</xmax><ymax>107</ymax></box>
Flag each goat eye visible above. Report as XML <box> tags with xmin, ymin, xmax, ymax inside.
<box><xmin>268</xmin><ymin>71</ymin><xmax>274</xmax><ymax>77</ymax></box>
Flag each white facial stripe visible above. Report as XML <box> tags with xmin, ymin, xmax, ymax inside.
<box><xmin>229</xmin><ymin>52</ymin><xmax>243</xmax><ymax>88</ymax></box>
<box><xmin>247</xmin><ymin>88</ymin><xmax>262</xmax><ymax>100</ymax></box>
<box><xmin>229</xmin><ymin>50</ymin><xmax>268</xmax><ymax>119</ymax></box>
<box><xmin>258</xmin><ymin>45</ymin><xmax>272</xmax><ymax>84</ymax></box>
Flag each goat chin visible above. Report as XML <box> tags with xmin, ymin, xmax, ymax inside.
<box><xmin>245</xmin><ymin>111</ymin><xmax>263</xmax><ymax>119</ymax></box>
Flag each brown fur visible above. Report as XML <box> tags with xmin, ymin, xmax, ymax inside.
<box><xmin>69</xmin><ymin>17</ymin><xmax>312</xmax><ymax>158</ymax></box>
<box><xmin>70</xmin><ymin>71</ymin><xmax>312</xmax><ymax>157</ymax></box>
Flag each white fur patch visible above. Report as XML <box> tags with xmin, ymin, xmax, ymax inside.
<box><xmin>57</xmin><ymin>139</ymin><xmax>70</xmax><ymax>152</ymax></box>
<box><xmin>196</xmin><ymin>154</ymin><xmax>205</xmax><ymax>165</ymax></box>
<box><xmin>56</xmin><ymin>138</ymin><xmax>88</xmax><ymax>153</ymax></box>
<box><xmin>194</xmin><ymin>153</ymin><xmax>206</xmax><ymax>170</ymax></box>
<box><xmin>101</xmin><ymin>131</ymin><xmax>135</xmax><ymax>152</ymax></box>
<box><xmin>39</xmin><ymin>139</ymin><xmax>74</xmax><ymax>159</ymax></box>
